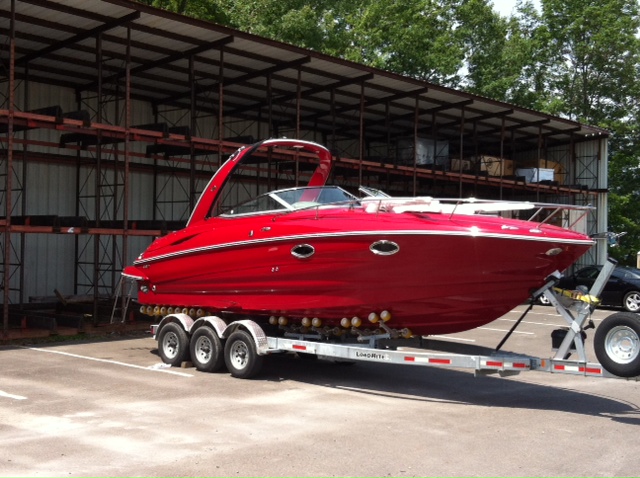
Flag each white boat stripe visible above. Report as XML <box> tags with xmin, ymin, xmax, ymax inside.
<box><xmin>134</xmin><ymin>229</ymin><xmax>592</xmax><ymax>265</ymax></box>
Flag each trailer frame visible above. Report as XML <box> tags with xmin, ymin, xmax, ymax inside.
<box><xmin>147</xmin><ymin>257</ymin><xmax>639</xmax><ymax>380</ymax></box>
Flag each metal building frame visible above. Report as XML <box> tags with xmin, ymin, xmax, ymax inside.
<box><xmin>0</xmin><ymin>0</ymin><xmax>609</xmax><ymax>336</ymax></box>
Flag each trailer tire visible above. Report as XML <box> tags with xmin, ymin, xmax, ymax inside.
<box><xmin>594</xmin><ymin>312</ymin><xmax>640</xmax><ymax>377</ymax></box>
<box><xmin>224</xmin><ymin>330</ymin><xmax>264</xmax><ymax>379</ymax></box>
<box><xmin>190</xmin><ymin>326</ymin><xmax>225</xmax><ymax>373</ymax></box>
<box><xmin>157</xmin><ymin>322</ymin><xmax>190</xmax><ymax>367</ymax></box>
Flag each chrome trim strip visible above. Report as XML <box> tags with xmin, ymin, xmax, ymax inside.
<box><xmin>133</xmin><ymin>229</ymin><xmax>594</xmax><ymax>266</ymax></box>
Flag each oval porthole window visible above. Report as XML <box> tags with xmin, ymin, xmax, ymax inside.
<box><xmin>370</xmin><ymin>240</ymin><xmax>400</xmax><ymax>256</ymax></box>
<box><xmin>545</xmin><ymin>247</ymin><xmax>563</xmax><ymax>256</ymax></box>
<box><xmin>291</xmin><ymin>244</ymin><xmax>315</xmax><ymax>259</ymax></box>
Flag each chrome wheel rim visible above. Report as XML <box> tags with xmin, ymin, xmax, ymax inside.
<box><xmin>162</xmin><ymin>332</ymin><xmax>179</xmax><ymax>360</ymax></box>
<box><xmin>625</xmin><ymin>293</ymin><xmax>640</xmax><ymax>312</ymax></box>
<box><xmin>194</xmin><ymin>335</ymin><xmax>212</xmax><ymax>363</ymax></box>
<box><xmin>605</xmin><ymin>326</ymin><xmax>640</xmax><ymax>364</ymax></box>
<box><xmin>229</xmin><ymin>341</ymin><xmax>249</xmax><ymax>370</ymax></box>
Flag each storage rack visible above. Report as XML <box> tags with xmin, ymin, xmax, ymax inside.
<box><xmin>0</xmin><ymin>0</ymin><xmax>607</xmax><ymax>337</ymax></box>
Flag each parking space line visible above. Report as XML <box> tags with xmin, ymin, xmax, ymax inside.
<box><xmin>430</xmin><ymin>335</ymin><xmax>476</xmax><ymax>342</ymax></box>
<box><xmin>478</xmin><ymin>327</ymin><xmax>534</xmax><ymax>335</ymax></box>
<box><xmin>0</xmin><ymin>390</ymin><xmax>27</xmax><ymax>400</ymax></box>
<box><xmin>498</xmin><ymin>318</ymin><xmax>564</xmax><ymax>327</ymax></box>
<box><xmin>23</xmin><ymin>346</ymin><xmax>193</xmax><ymax>377</ymax></box>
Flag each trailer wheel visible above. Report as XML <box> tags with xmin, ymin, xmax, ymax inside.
<box><xmin>224</xmin><ymin>330</ymin><xmax>264</xmax><ymax>379</ymax></box>
<box><xmin>190</xmin><ymin>326</ymin><xmax>225</xmax><ymax>373</ymax></box>
<box><xmin>157</xmin><ymin>322</ymin><xmax>190</xmax><ymax>367</ymax></box>
<box><xmin>594</xmin><ymin>312</ymin><xmax>640</xmax><ymax>377</ymax></box>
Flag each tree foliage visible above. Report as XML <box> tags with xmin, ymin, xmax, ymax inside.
<box><xmin>140</xmin><ymin>0</ymin><xmax>640</xmax><ymax>264</ymax></box>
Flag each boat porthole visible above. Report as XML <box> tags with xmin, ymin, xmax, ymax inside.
<box><xmin>291</xmin><ymin>244</ymin><xmax>315</xmax><ymax>259</ymax></box>
<box><xmin>545</xmin><ymin>247</ymin><xmax>563</xmax><ymax>256</ymax></box>
<box><xmin>370</xmin><ymin>240</ymin><xmax>400</xmax><ymax>256</ymax></box>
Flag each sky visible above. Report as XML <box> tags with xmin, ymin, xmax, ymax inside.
<box><xmin>491</xmin><ymin>0</ymin><xmax>541</xmax><ymax>17</ymax></box>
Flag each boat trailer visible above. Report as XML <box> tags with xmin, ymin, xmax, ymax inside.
<box><xmin>121</xmin><ymin>257</ymin><xmax>640</xmax><ymax>380</ymax></box>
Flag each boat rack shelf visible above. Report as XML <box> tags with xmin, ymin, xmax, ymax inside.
<box><xmin>0</xmin><ymin>108</ymin><xmax>597</xmax><ymax>204</ymax></box>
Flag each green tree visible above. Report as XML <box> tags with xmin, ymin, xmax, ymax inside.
<box><xmin>343</xmin><ymin>0</ymin><xmax>466</xmax><ymax>85</ymax></box>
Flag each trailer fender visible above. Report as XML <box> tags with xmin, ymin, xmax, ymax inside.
<box><xmin>157</xmin><ymin>313</ymin><xmax>195</xmax><ymax>336</ymax></box>
<box><xmin>192</xmin><ymin>316</ymin><xmax>227</xmax><ymax>338</ymax></box>
<box><xmin>222</xmin><ymin>319</ymin><xmax>270</xmax><ymax>354</ymax></box>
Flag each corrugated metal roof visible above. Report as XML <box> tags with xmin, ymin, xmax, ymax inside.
<box><xmin>2</xmin><ymin>0</ymin><xmax>608</xmax><ymax>154</ymax></box>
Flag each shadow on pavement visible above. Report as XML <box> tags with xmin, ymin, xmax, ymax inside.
<box><xmin>258</xmin><ymin>351</ymin><xmax>640</xmax><ymax>425</ymax></box>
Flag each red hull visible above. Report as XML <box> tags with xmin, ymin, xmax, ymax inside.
<box><xmin>124</xmin><ymin>139</ymin><xmax>593</xmax><ymax>336</ymax></box>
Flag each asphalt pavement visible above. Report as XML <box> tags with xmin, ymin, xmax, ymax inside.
<box><xmin>1</xmin><ymin>304</ymin><xmax>639</xmax><ymax>477</ymax></box>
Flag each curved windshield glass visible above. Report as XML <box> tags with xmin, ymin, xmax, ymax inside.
<box><xmin>219</xmin><ymin>186</ymin><xmax>358</xmax><ymax>217</ymax></box>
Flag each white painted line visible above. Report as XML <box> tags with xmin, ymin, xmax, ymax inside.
<box><xmin>23</xmin><ymin>347</ymin><xmax>193</xmax><ymax>377</ymax></box>
<box><xmin>429</xmin><ymin>335</ymin><xmax>477</xmax><ymax>343</ymax></box>
<box><xmin>498</xmin><ymin>318</ymin><xmax>564</xmax><ymax>327</ymax></box>
<box><xmin>505</xmin><ymin>309</ymin><xmax>561</xmax><ymax>318</ymax></box>
<box><xmin>478</xmin><ymin>327</ymin><xmax>534</xmax><ymax>335</ymax></box>
<box><xmin>0</xmin><ymin>390</ymin><xmax>27</xmax><ymax>400</ymax></box>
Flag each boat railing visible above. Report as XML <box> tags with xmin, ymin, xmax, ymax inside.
<box><xmin>358</xmin><ymin>196</ymin><xmax>594</xmax><ymax>230</ymax></box>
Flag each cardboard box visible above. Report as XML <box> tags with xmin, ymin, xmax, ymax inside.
<box><xmin>450</xmin><ymin>158</ymin><xmax>472</xmax><ymax>172</ymax></box>
<box><xmin>477</xmin><ymin>156</ymin><xmax>514</xmax><ymax>176</ymax></box>
<box><xmin>515</xmin><ymin>167</ymin><xmax>554</xmax><ymax>183</ymax></box>
<box><xmin>521</xmin><ymin>159</ymin><xmax>566</xmax><ymax>184</ymax></box>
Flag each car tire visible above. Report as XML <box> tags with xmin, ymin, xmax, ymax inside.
<box><xmin>537</xmin><ymin>295</ymin><xmax>551</xmax><ymax>306</ymax></box>
<box><xmin>623</xmin><ymin>291</ymin><xmax>640</xmax><ymax>313</ymax></box>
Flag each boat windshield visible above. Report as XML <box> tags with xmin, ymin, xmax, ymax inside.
<box><xmin>219</xmin><ymin>186</ymin><xmax>358</xmax><ymax>217</ymax></box>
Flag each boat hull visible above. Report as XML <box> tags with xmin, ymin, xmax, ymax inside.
<box><xmin>126</xmin><ymin>210</ymin><xmax>592</xmax><ymax>335</ymax></box>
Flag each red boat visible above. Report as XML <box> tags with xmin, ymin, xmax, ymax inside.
<box><xmin>123</xmin><ymin>138</ymin><xmax>594</xmax><ymax>336</ymax></box>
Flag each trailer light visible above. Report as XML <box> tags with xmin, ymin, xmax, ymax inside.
<box><xmin>351</xmin><ymin>316</ymin><xmax>362</xmax><ymax>327</ymax></box>
<box><xmin>312</xmin><ymin>317</ymin><xmax>322</xmax><ymax>327</ymax></box>
<box><xmin>301</xmin><ymin>317</ymin><xmax>312</xmax><ymax>327</ymax></box>
<box><xmin>380</xmin><ymin>310</ymin><xmax>392</xmax><ymax>322</ymax></box>
<box><xmin>278</xmin><ymin>316</ymin><xmax>288</xmax><ymax>326</ymax></box>
<box><xmin>368</xmin><ymin>312</ymin><xmax>380</xmax><ymax>323</ymax></box>
<box><xmin>340</xmin><ymin>317</ymin><xmax>351</xmax><ymax>328</ymax></box>
<box><xmin>269</xmin><ymin>316</ymin><xmax>277</xmax><ymax>325</ymax></box>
